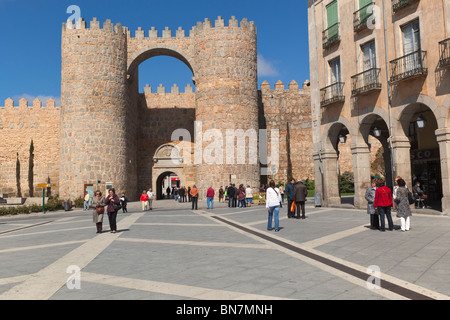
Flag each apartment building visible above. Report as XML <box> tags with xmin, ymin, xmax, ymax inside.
<box><xmin>308</xmin><ymin>0</ymin><xmax>450</xmax><ymax>213</ymax></box>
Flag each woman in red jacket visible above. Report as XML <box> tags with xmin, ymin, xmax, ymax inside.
<box><xmin>374</xmin><ymin>179</ymin><xmax>393</xmax><ymax>232</ymax></box>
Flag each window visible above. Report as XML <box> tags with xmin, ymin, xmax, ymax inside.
<box><xmin>329</xmin><ymin>57</ymin><xmax>341</xmax><ymax>84</ymax></box>
<box><xmin>361</xmin><ymin>40</ymin><xmax>376</xmax><ymax>71</ymax></box>
<box><xmin>326</xmin><ymin>0</ymin><xmax>339</xmax><ymax>39</ymax></box>
<box><xmin>402</xmin><ymin>19</ymin><xmax>421</xmax><ymax>55</ymax></box>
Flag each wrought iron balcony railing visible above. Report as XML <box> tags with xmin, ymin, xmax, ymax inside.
<box><xmin>392</xmin><ymin>0</ymin><xmax>419</xmax><ymax>12</ymax></box>
<box><xmin>351</xmin><ymin>68</ymin><xmax>382</xmax><ymax>96</ymax></box>
<box><xmin>353</xmin><ymin>2</ymin><xmax>375</xmax><ymax>32</ymax></box>
<box><xmin>439</xmin><ymin>38</ymin><xmax>450</xmax><ymax>68</ymax></box>
<box><xmin>322</xmin><ymin>23</ymin><xmax>340</xmax><ymax>49</ymax></box>
<box><xmin>320</xmin><ymin>82</ymin><xmax>345</xmax><ymax>107</ymax></box>
<box><xmin>389</xmin><ymin>50</ymin><xmax>427</xmax><ymax>83</ymax></box>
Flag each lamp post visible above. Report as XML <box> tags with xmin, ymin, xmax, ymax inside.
<box><xmin>373</xmin><ymin>127</ymin><xmax>382</xmax><ymax>137</ymax></box>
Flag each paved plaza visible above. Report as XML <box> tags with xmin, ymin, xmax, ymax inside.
<box><xmin>1</xmin><ymin>199</ymin><xmax>450</xmax><ymax>301</ymax></box>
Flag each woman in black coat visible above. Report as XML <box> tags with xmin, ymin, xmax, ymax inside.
<box><xmin>105</xmin><ymin>188</ymin><xmax>120</xmax><ymax>233</ymax></box>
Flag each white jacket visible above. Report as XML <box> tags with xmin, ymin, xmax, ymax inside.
<box><xmin>266</xmin><ymin>187</ymin><xmax>282</xmax><ymax>208</ymax></box>
<box><xmin>245</xmin><ymin>187</ymin><xmax>253</xmax><ymax>199</ymax></box>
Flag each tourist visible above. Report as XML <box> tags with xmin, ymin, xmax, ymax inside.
<box><xmin>120</xmin><ymin>192</ymin><xmax>128</xmax><ymax>213</ymax></box>
<box><xmin>179</xmin><ymin>186</ymin><xmax>186</xmax><ymax>203</ymax></box>
<box><xmin>187</xmin><ymin>186</ymin><xmax>192</xmax><ymax>202</ymax></box>
<box><xmin>227</xmin><ymin>183</ymin><xmax>235</xmax><ymax>208</ymax></box>
<box><xmin>190</xmin><ymin>185</ymin><xmax>199</xmax><ymax>210</ymax></box>
<box><xmin>293</xmin><ymin>180</ymin><xmax>308</xmax><ymax>219</ymax></box>
<box><xmin>84</xmin><ymin>192</ymin><xmax>90</xmax><ymax>211</ymax></box>
<box><xmin>92</xmin><ymin>191</ymin><xmax>105</xmax><ymax>234</ymax></box>
<box><xmin>245</xmin><ymin>185</ymin><xmax>253</xmax><ymax>207</ymax></box>
<box><xmin>166</xmin><ymin>186</ymin><xmax>171</xmax><ymax>199</ymax></box>
<box><xmin>279</xmin><ymin>184</ymin><xmax>285</xmax><ymax>203</ymax></box>
<box><xmin>237</xmin><ymin>184</ymin><xmax>246</xmax><ymax>208</ymax></box>
<box><xmin>392</xmin><ymin>176</ymin><xmax>402</xmax><ymax>211</ymax></box>
<box><xmin>266</xmin><ymin>180</ymin><xmax>282</xmax><ymax>232</ymax></box>
<box><xmin>365</xmin><ymin>179</ymin><xmax>379</xmax><ymax>230</ymax></box>
<box><xmin>395</xmin><ymin>179</ymin><xmax>412</xmax><ymax>232</ymax></box>
<box><xmin>219</xmin><ymin>186</ymin><xmax>224</xmax><ymax>203</ymax></box>
<box><xmin>105</xmin><ymin>188</ymin><xmax>120</xmax><ymax>233</ymax></box>
<box><xmin>232</xmin><ymin>184</ymin><xmax>238</xmax><ymax>208</ymax></box>
<box><xmin>147</xmin><ymin>188</ymin><xmax>154</xmax><ymax>210</ymax></box>
<box><xmin>374</xmin><ymin>179</ymin><xmax>393</xmax><ymax>232</ymax></box>
<box><xmin>140</xmin><ymin>190</ymin><xmax>149</xmax><ymax>211</ymax></box>
<box><xmin>285</xmin><ymin>178</ymin><xmax>295</xmax><ymax>218</ymax></box>
<box><xmin>206</xmin><ymin>185</ymin><xmax>215</xmax><ymax>209</ymax></box>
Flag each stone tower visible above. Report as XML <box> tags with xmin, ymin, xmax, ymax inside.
<box><xmin>60</xmin><ymin>18</ymin><xmax>130</xmax><ymax>199</ymax></box>
<box><xmin>60</xmin><ymin>16</ymin><xmax>260</xmax><ymax>200</ymax></box>
<box><xmin>192</xmin><ymin>17</ymin><xmax>260</xmax><ymax>192</ymax></box>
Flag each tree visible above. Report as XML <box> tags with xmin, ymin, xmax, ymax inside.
<box><xmin>28</xmin><ymin>140</ymin><xmax>34</xmax><ymax>197</ymax></box>
<box><xmin>16</xmin><ymin>152</ymin><xmax>21</xmax><ymax>198</ymax></box>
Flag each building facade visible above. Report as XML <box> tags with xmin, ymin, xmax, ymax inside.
<box><xmin>308</xmin><ymin>0</ymin><xmax>450</xmax><ymax>213</ymax></box>
<box><xmin>0</xmin><ymin>16</ymin><xmax>315</xmax><ymax>201</ymax></box>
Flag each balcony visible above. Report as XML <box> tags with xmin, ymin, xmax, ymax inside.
<box><xmin>351</xmin><ymin>68</ymin><xmax>382</xmax><ymax>96</ymax></box>
<box><xmin>389</xmin><ymin>50</ymin><xmax>427</xmax><ymax>83</ymax></box>
<box><xmin>322</xmin><ymin>23</ymin><xmax>340</xmax><ymax>49</ymax></box>
<box><xmin>392</xmin><ymin>0</ymin><xmax>419</xmax><ymax>12</ymax></box>
<box><xmin>320</xmin><ymin>82</ymin><xmax>345</xmax><ymax>107</ymax></box>
<box><xmin>353</xmin><ymin>2</ymin><xmax>375</xmax><ymax>32</ymax></box>
<box><xmin>439</xmin><ymin>38</ymin><xmax>450</xmax><ymax>68</ymax></box>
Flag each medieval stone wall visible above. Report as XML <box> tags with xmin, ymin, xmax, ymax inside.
<box><xmin>0</xmin><ymin>98</ymin><xmax>60</xmax><ymax>197</ymax></box>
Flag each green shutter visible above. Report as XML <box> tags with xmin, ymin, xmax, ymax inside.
<box><xmin>359</xmin><ymin>0</ymin><xmax>372</xmax><ymax>23</ymax></box>
<box><xmin>326</xmin><ymin>1</ymin><xmax>338</xmax><ymax>27</ymax></box>
<box><xmin>326</xmin><ymin>1</ymin><xmax>338</xmax><ymax>41</ymax></box>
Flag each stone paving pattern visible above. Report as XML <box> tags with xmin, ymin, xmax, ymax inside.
<box><xmin>1</xmin><ymin>200</ymin><xmax>450</xmax><ymax>300</ymax></box>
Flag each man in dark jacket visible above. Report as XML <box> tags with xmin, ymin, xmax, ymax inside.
<box><xmin>227</xmin><ymin>183</ymin><xmax>235</xmax><ymax>208</ymax></box>
<box><xmin>285</xmin><ymin>178</ymin><xmax>295</xmax><ymax>218</ymax></box>
<box><xmin>293</xmin><ymin>180</ymin><xmax>308</xmax><ymax>219</ymax></box>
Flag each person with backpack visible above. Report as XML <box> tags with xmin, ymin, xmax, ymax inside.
<box><xmin>395</xmin><ymin>179</ymin><xmax>413</xmax><ymax>232</ymax></box>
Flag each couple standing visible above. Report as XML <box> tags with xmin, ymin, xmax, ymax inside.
<box><xmin>92</xmin><ymin>188</ymin><xmax>121</xmax><ymax>234</ymax></box>
<box><xmin>286</xmin><ymin>179</ymin><xmax>308</xmax><ymax>219</ymax></box>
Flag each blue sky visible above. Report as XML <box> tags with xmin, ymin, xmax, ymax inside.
<box><xmin>0</xmin><ymin>0</ymin><xmax>309</xmax><ymax>105</ymax></box>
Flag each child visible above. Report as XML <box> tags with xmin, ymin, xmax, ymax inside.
<box><xmin>120</xmin><ymin>192</ymin><xmax>128</xmax><ymax>213</ymax></box>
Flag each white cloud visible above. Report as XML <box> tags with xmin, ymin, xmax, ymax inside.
<box><xmin>257</xmin><ymin>54</ymin><xmax>280</xmax><ymax>77</ymax></box>
<box><xmin>11</xmin><ymin>94</ymin><xmax>61</xmax><ymax>106</ymax></box>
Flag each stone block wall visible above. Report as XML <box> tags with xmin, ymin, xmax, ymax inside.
<box><xmin>0</xmin><ymin>98</ymin><xmax>60</xmax><ymax>197</ymax></box>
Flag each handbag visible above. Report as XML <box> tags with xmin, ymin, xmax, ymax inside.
<box><xmin>407</xmin><ymin>191</ymin><xmax>415</xmax><ymax>205</ymax></box>
<box><xmin>96</xmin><ymin>206</ymin><xmax>105</xmax><ymax>214</ymax></box>
<box><xmin>113</xmin><ymin>203</ymin><xmax>122</xmax><ymax>211</ymax></box>
<box><xmin>290</xmin><ymin>201</ymin><xmax>296</xmax><ymax>212</ymax></box>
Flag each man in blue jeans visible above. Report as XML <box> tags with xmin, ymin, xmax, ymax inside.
<box><xmin>206</xmin><ymin>185</ymin><xmax>214</xmax><ymax>209</ymax></box>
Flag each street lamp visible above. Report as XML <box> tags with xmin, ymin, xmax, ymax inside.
<box><xmin>338</xmin><ymin>134</ymin><xmax>347</xmax><ymax>143</ymax></box>
<box><xmin>416</xmin><ymin>115</ymin><xmax>426</xmax><ymax>129</ymax></box>
<box><xmin>373</xmin><ymin>126</ymin><xmax>381</xmax><ymax>137</ymax></box>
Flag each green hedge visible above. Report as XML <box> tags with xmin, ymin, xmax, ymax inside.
<box><xmin>0</xmin><ymin>196</ymin><xmax>64</xmax><ymax>216</ymax></box>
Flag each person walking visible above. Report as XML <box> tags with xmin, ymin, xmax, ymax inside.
<box><xmin>120</xmin><ymin>192</ymin><xmax>128</xmax><ymax>213</ymax></box>
<box><xmin>285</xmin><ymin>178</ymin><xmax>295</xmax><ymax>218</ymax></box>
<box><xmin>206</xmin><ymin>185</ymin><xmax>215</xmax><ymax>209</ymax></box>
<box><xmin>279</xmin><ymin>184</ymin><xmax>285</xmax><ymax>203</ymax></box>
<box><xmin>105</xmin><ymin>188</ymin><xmax>120</xmax><ymax>233</ymax></box>
<box><xmin>190</xmin><ymin>185</ymin><xmax>199</xmax><ymax>210</ymax></box>
<box><xmin>237</xmin><ymin>184</ymin><xmax>246</xmax><ymax>208</ymax></box>
<box><xmin>293</xmin><ymin>180</ymin><xmax>308</xmax><ymax>219</ymax></box>
<box><xmin>84</xmin><ymin>192</ymin><xmax>90</xmax><ymax>211</ymax></box>
<box><xmin>374</xmin><ymin>179</ymin><xmax>393</xmax><ymax>232</ymax></box>
<box><xmin>140</xmin><ymin>190</ymin><xmax>149</xmax><ymax>211</ymax></box>
<box><xmin>365</xmin><ymin>179</ymin><xmax>379</xmax><ymax>230</ymax></box>
<box><xmin>395</xmin><ymin>179</ymin><xmax>412</xmax><ymax>232</ymax></box>
<box><xmin>266</xmin><ymin>180</ymin><xmax>282</xmax><ymax>232</ymax></box>
<box><xmin>219</xmin><ymin>186</ymin><xmax>224</xmax><ymax>203</ymax></box>
<box><xmin>179</xmin><ymin>186</ymin><xmax>185</xmax><ymax>203</ymax></box>
<box><xmin>92</xmin><ymin>191</ymin><xmax>105</xmax><ymax>233</ymax></box>
<box><xmin>245</xmin><ymin>185</ymin><xmax>253</xmax><ymax>207</ymax></box>
<box><xmin>147</xmin><ymin>188</ymin><xmax>154</xmax><ymax>210</ymax></box>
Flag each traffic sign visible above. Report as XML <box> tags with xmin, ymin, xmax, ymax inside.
<box><xmin>38</xmin><ymin>184</ymin><xmax>56</xmax><ymax>188</ymax></box>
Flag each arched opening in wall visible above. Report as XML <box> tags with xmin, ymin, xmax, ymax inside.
<box><xmin>360</xmin><ymin>114</ymin><xmax>393</xmax><ymax>189</ymax></box>
<box><xmin>156</xmin><ymin>171</ymin><xmax>182</xmax><ymax>201</ymax></box>
<box><xmin>128</xmin><ymin>49</ymin><xmax>197</xmax><ymax>194</ymax></box>
<box><xmin>139</xmin><ymin>55</ymin><xmax>196</xmax><ymax>94</ymax></box>
<box><xmin>400</xmin><ymin>104</ymin><xmax>442</xmax><ymax>211</ymax></box>
<box><xmin>327</xmin><ymin>123</ymin><xmax>355</xmax><ymax>206</ymax></box>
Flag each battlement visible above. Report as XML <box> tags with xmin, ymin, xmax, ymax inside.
<box><xmin>0</xmin><ymin>97</ymin><xmax>60</xmax><ymax>109</ymax></box>
<box><xmin>143</xmin><ymin>84</ymin><xmax>195</xmax><ymax>94</ymax></box>
<box><xmin>63</xmin><ymin>16</ymin><xmax>256</xmax><ymax>39</ymax></box>
<box><xmin>260</xmin><ymin>80</ymin><xmax>311</xmax><ymax>94</ymax></box>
